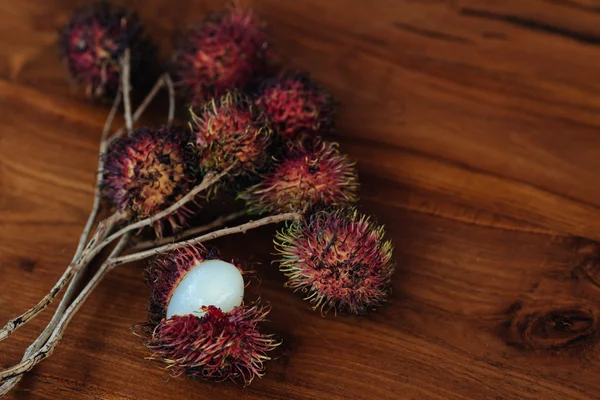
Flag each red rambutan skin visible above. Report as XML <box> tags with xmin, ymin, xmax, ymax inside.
<box><xmin>275</xmin><ymin>207</ymin><xmax>395</xmax><ymax>315</ymax></box>
<box><xmin>103</xmin><ymin>127</ymin><xmax>196</xmax><ymax>236</ymax></box>
<box><xmin>139</xmin><ymin>245</ymin><xmax>277</xmax><ymax>384</ymax></box>
<box><xmin>190</xmin><ymin>91</ymin><xmax>272</xmax><ymax>178</ymax></box>
<box><xmin>239</xmin><ymin>138</ymin><xmax>359</xmax><ymax>214</ymax></box>
<box><xmin>58</xmin><ymin>1</ymin><xmax>156</xmax><ymax>100</ymax></box>
<box><xmin>254</xmin><ymin>71</ymin><xmax>335</xmax><ymax>140</ymax></box>
<box><xmin>172</xmin><ymin>5</ymin><xmax>272</xmax><ymax>108</ymax></box>
<box><xmin>141</xmin><ymin>305</ymin><xmax>278</xmax><ymax>384</ymax></box>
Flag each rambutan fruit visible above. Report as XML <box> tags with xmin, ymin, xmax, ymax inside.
<box><xmin>190</xmin><ymin>90</ymin><xmax>273</xmax><ymax>178</ymax></box>
<box><xmin>103</xmin><ymin>127</ymin><xmax>195</xmax><ymax>236</ymax></box>
<box><xmin>172</xmin><ymin>4</ymin><xmax>272</xmax><ymax>109</ymax></box>
<box><xmin>58</xmin><ymin>1</ymin><xmax>156</xmax><ymax>100</ymax></box>
<box><xmin>254</xmin><ymin>71</ymin><xmax>335</xmax><ymax>140</ymax></box>
<box><xmin>274</xmin><ymin>207</ymin><xmax>395</xmax><ymax>315</ymax></box>
<box><xmin>139</xmin><ymin>245</ymin><xmax>278</xmax><ymax>384</ymax></box>
<box><xmin>239</xmin><ymin>138</ymin><xmax>359</xmax><ymax>214</ymax></box>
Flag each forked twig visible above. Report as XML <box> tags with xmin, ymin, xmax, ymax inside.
<box><xmin>0</xmin><ymin>234</ymin><xmax>132</xmax><ymax>387</ymax></box>
<box><xmin>113</xmin><ymin>72</ymin><xmax>176</xmax><ymax>138</ymax></box>
<box><xmin>0</xmin><ymin>90</ymin><xmax>124</xmax><ymax>394</ymax></box>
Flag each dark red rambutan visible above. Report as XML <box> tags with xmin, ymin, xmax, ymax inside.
<box><xmin>274</xmin><ymin>207</ymin><xmax>395</xmax><ymax>315</ymax></box>
<box><xmin>58</xmin><ymin>1</ymin><xmax>157</xmax><ymax>100</ymax></box>
<box><xmin>138</xmin><ymin>245</ymin><xmax>278</xmax><ymax>384</ymax></box>
<box><xmin>103</xmin><ymin>127</ymin><xmax>195</xmax><ymax>236</ymax></box>
<box><xmin>143</xmin><ymin>305</ymin><xmax>277</xmax><ymax>384</ymax></box>
<box><xmin>172</xmin><ymin>4</ymin><xmax>272</xmax><ymax>109</ymax></box>
<box><xmin>190</xmin><ymin>90</ymin><xmax>273</xmax><ymax>178</ymax></box>
<box><xmin>239</xmin><ymin>138</ymin><xmax>359</xmax><ymax>214</ymax></box>
<box><xmin>254</xmin><ymin>71</ymin><xmax>335</xmax><ymax>140</ymax></box>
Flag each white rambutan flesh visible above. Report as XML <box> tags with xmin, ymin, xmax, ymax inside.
<box><xmin>166</xmin><ymin>259</ymin><xmax>244</xmax><ymax>318</ymax></box>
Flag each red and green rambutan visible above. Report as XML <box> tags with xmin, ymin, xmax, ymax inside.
<box><xmin>138</xmin><ymin>245</ymin><xmax>279</xmax><ymax>384</ymax></box>
<box><xmin>190</xmin><ymin>90</ymin><xmax>273</xmax><ymax>179</ymax></box>
<box><xmin>103</xmin><ymin>126</ymin><xmax>196</xmax><ymax>236</ymax></box>
<box><xmin>254</xmin><ymin>71</ymin><xmax>335</xmax><ymax>140</ymax></box>
<box><xmin>274</xmin><ymin>207</ymin><xmax>395</xmax><ymax>315</ymax></box>
<box><xmin>239</xmin><ymin>137</ymin><xmax>359</xmax><ymax>214</ymax></box>
<box><xmin>171</xmin><ymin>4</ymin><xmax>273</xmax><ymax>109</ymax></box>
<box><xmin>58</xmin><ymin>1</ymin><xmax>157</xmax><ymax>100</ymax></box>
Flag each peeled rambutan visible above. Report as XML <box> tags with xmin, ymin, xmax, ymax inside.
<box><xmin>190</xmin><ymin>90</ymin><xmax>273</xmax><ymax>178</ymax></box>
<box><xmin>254</xmin><ymin>71</ymin><xmax>335</xmax><ymax>140</ymax></box>
<box><xmin>58</xmin><ymin>1</ymin><xmax>156</xmax><ymax>100</ymax></box>
<box><xmin>172</xmin><ymin>4</ymin><xmax>272</xmax><ymax>109</ymax></box>
<box><xmin>138</xmin><ymin>245</ymin><xmax>278</xmax><ymax>384</ymax></box>
<box><xmin>239</xmin><ymin>138</ymin><xmax>359</xmax><ymax>214</ymax></box>
<box><xmin>103</xmin><ymin>127</ymin><xmax>195</xmax><ymax>236</ymax></box>
<box><xmin>274</xmin><ymin>207</ymin><xmax>395</xmax><ymax>315</ymax></box>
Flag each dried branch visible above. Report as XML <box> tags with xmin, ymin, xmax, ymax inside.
<box><xmin>0</xmin><ymin>234</ymin><xmax>131</xmax><ymax>386</ymax></box>
<box><xmin>131</xmin><ymin>210</ymin><xmax>246</xmax><ymax>251</ymax></box>
<box><xmin>121</xmin><ymin>49</ymin><xmax>133</xmax><ymax>133</ymax></box>
<box><xmin>113</xmin><ymin>211</ymin><xmax>303</xmax><ymax>266</ymax></box>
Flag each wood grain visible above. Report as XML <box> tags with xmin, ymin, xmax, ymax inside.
<box><xmin>2</xmin><ymin>0</ymin><xmax>600</xmax><ymax>398</ymax></box>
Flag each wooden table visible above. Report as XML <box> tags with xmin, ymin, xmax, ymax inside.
<box><xmin>2</xmin><ymin>0</ymin><xmax>600</xmax><ymax>399</ymax></box>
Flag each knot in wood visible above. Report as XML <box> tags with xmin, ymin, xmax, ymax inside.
<box><xmin>508</xmin><ymin>303</ymin><xmax>600</xmax><ymax>351</ymax></box>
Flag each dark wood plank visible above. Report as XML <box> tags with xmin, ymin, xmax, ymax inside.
<box><xmin>2</xmin><ymin>0</ymin><xmax>600</xmax><ymax>399</ymax></box>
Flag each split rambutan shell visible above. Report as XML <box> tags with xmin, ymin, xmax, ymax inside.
<box><xmin>254</xmin><ymin>71</ymin><xmax>335</xmax><ymax>140</ymax></box>
<box><xmin>190</xmin><ymin>90</ymin><xmax>273</xmax><ymax>179</ymax></box>
<box><xmin>58</xmin><ymin>1</ymin><xmax>157</xmax><ymax>100</ymax></box>
<box><xmin>142</xmin><ymin>305</ymin><xmax>278</xmax><ymax>384</ymax></box>
<box><xmin>138</xmin><ymin>245</ymin><xmax>278</xmax><ymax>384</ymax></box>
<box><xmin>274</xmin><ymin>207</ymin><xmax>395</xmax><ymax>315</ymax></box>
<box><xmin>172</xmin><ymin>4</ymin><xmax>272</xmax><ymax>109</ymax></box>
<box><xmin>239</xmin><ymin>138</ymin><xmax>359</xmax><ymax>214</ymax></box>
<box><xmin>103</xmin><ymin>127</ymin><xmax>196</xmax><ymax>236</ymax></box>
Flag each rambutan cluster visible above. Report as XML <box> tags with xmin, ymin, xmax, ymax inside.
<box><xmin>0</xmin><ymin>1</ymin><xmax>396</xmax><ymax>395</ymax></box>
<box><xmin>274</xmin><ymin>208</ymin><xmax>395</xmax><ymax>315</ymax></box>
<box><xmin>58</xmin><ymin>1</ymin><xmax>156</xmax><ymax>100</ymax></box>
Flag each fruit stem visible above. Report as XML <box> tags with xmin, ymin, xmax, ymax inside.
<box><xmin>131</xmin><ymin>210</ymin><xmax>247</xmax><ymax>251</ymax></box>
<box><xmin>121</xmin><ymin>49</ymin><xmax>133</xmax><ymax>134</ymax></box>
<box><xmin>112</xmin><ymin>211</ymin><xmax>303</xmax><ymax>266</ymax></box>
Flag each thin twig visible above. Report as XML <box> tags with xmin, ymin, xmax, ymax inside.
<box><xmin>121</xmin><ymin>49</ymin><xmax>133</xmax><ymax>134</ymax></box>
<box><xmin>0</xmin><ymin>234</ymin><xmax>131</xmax><ymax>386</ymax></box>
<box><xmin>113</xmin><ymin>211</ymin><xmax>303</xmax><ymax>266</ymax></box>
<box><xmin>131</xmin><ymin>210</ymin><xmax>246</xmax><ymax>251</ymax></box>
<box><xmin>164</xmin><ymin>74</ymin><xmax>175</xmax><ymax>127</ymax></box>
